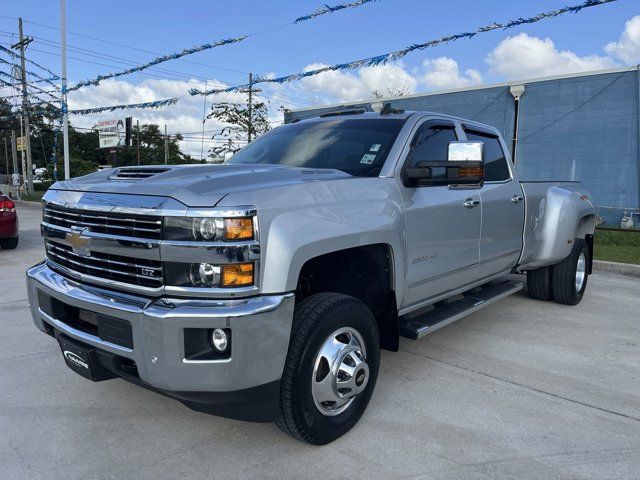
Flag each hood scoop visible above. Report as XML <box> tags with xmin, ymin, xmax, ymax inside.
<box><xmin>109</xmin><ymin>166</ymin><xmax>173</xmax><ymax>180</ymax></box>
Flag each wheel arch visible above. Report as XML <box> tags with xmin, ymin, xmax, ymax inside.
<box><xmin>295</xmin><ymin>244</ymin><xmax>399</xmax><ymax>352</ymax></box>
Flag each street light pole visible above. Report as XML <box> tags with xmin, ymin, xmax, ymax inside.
<box><xmin>60</xmin><ymin>0</ymin><xmax>70</xmax><ymax>179</ymax></box>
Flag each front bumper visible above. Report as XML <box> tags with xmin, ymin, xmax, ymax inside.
<box><xmin>26</xmin><ymin>262</ymin><xmax>295</xmax><ymax>421</ymax></box>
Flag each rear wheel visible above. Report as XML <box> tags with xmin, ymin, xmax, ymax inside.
<box><xmin>526</xmin><ymin>266</ymin><xmax>553</xmax><ymax>301</ymax></box>
<box><xmin>0</xmin><ymin>237</ymin><xmax>18</xmax><ymax>249</ymax></box>
<box><xmin>552</xmin><ymin>238</ymin><xmax>589</xmax><ymax>305</ymax></box>
<box><xmin>276</xmin><ymin>292</ymin><xmax>380</xmax><ymax>445</ymax></box>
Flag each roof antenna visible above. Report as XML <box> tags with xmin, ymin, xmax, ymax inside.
<box><xmin>379</xmin><ymin>102</ymin><xmax>403</xmax><ymax>115</ymax></box>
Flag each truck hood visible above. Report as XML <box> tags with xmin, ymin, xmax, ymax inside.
<box><xmin>49</xmin><ymin>164</ymin><xmax>353</xmax><ymax>207</ymax></box>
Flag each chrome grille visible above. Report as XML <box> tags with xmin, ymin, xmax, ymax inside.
<box><xmin>43</xmin><ymin>204</ymin><xmax>162</xmax><ymax>240</ymax></box>
<box><xmin>45</xmin><ymin>240</ymin><xmax>163</xmax><ymax>289</ymax></box>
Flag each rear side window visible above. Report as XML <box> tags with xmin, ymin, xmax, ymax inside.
<box><xmin>463</xmin><ymin>130</ymin><xmax>510</xmax><ymax>181</ymax></box>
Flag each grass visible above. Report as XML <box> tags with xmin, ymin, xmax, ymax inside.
<box><xmin>594</xmin><ymin>229</ymin><xmax>640</xmax><ymax>265</ymax></box>
<box><xmin>19</xmin><ymin>192</ymin><xmax>45</xmax><ymax>202</ymax></box>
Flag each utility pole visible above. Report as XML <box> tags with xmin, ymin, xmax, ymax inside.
<box><xmin>60</xmin><ymin>0</ymin><xmax>70</xmax><ymax>179</ymax></box>
<box><xmin>164</xmin><ymin>124</ymin><xmax>168</xmax><ymax>165</ymax></box>
<box><xmin>247</xmin><ymin>73</ymin><xmax>253</xmax><ymax>142</ymax></box>
<box><xmin>3</xmin><ymin>138</ymin><xmax>9</xmax><ymax>179</ymax></box>
<box><xmin>200</xmin><ymin>80</ymin><xmax>207</xmax><ymax>161</ymax></box>
<box><xmin>136</xmin><ymin>119</ymin><xmax>140</xmax><ymax>165</ymax></box>
<box><xmin>19</xmin><ymin>115</ymin><xmax>26</xmax><ymax>189</ymax></box>
<box><xmin>12</xmin><ymin>18</ymin><xmax>34</xmax><ymax>193</ymax></box>
<box><xmin>11</xmin><ymin>131</ymin><xmax>20</xmax><ymax>200</ymax></box>
<box><xmin>238</xmin><ymin>73</ymin><xmax>261</xmax><ymax>143</ymax></box>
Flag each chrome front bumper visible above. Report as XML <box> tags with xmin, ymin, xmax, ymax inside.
<box><xmin>26</xmin><ymin>262</ymin><xmax>295</xmax><ymax>393</ymax></box>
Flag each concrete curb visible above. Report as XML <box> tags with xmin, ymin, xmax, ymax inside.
<box><xmin>593</xmin><ymin>260</ymin><xmax>640</xmax><ymax>276</ymax></box>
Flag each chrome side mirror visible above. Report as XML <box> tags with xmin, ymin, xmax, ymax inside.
<box><xmin>448</xmin><ymin>141</ymin><xmax>484</xmax><ymax>162</ymax></box>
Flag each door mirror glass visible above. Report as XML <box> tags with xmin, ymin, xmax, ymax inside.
<box><xmin>448</xmin><ymin>141</ymin><xmax>484</xmax><ymax>162</ymax></box>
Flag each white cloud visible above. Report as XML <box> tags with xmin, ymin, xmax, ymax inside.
<box><xmin>67</xmin><ymin>78</ymin><xmax>252</xmax><ymax>159</ymax></box>
<box><xmin>292</xmin><ymin>62</ymin><xmax>418</xmax><ymax>101</ymax></box>
<box><xmin>421</xmin><ymin>57</ymin><xmax>483</xmax><ymax>90</ymax></box>
<box><xmin>605</xmin><ymin>15</ymin><xmax>640</xmax><ymax>64</ymax></box>
<box><xmin>486</xmin><ymin>33</ymin><xmax>616</xmax><ymax>79</ymax></box>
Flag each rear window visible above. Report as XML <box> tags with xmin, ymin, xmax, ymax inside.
<box><xmin>228</xmin><ymin>118</ymin><xmax>406</xmax><ymax>177</ymax></box>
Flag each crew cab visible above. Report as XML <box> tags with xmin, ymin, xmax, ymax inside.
<box><xmin>26</xmin><ymin>110</ymin><xmax>595</xmax><ymax>444</ymax></box>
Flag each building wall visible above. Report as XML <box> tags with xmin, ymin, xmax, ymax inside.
<box><xmin>286</xmin><ymin>69</ymin><xmax>640</xmax><ymax>217</ymax></box>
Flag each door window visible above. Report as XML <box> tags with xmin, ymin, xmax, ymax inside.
<box><xmin>463</xmin><ymin>130</ymin><xmax>510</xmax><ymax>182</ymax></box>
<box><xmin>405</xmin><ymin>125</ymin><xmax>457</xmax><ymax>183</ymax></box>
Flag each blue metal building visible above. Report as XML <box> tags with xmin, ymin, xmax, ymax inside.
<box><xmin>285</xmin><ymin>67</ymin><xmax>640</xmax><ymax>227</ymax></box>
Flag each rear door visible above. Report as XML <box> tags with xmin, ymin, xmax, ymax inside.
<box><xmin>463</xmin><ymin>127</ymin><xmax>525</xmax><ymax>274</ymax></box>
<box><xmin>398</xmin><ymin>119</ymin><xmax>482</xmax><ymax>307</ymax></box>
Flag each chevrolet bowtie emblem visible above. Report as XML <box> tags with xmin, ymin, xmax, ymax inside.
<box><xmin>65</xmin><ymin>228</ymin><xmax>91</xmax><ymax>256</ymax></box>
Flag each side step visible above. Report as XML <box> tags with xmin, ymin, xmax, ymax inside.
<box><xmin>399</xmin><ymin>280</ymin><xmax>524</xmax><ymax>340</ymax></box>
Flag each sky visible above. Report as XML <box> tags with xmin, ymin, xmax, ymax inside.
<box><xmin>1</xmin><ymin>0</ymin><xmax>639</xmax><ymax>159</ymax></box>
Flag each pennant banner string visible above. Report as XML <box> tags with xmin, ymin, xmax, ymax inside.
<box><xmin>294</xmin><ymin>0</ymin><xmax>378</xmax><ymax>23</ymax></box>
<box><xmin>0</xmin><ymin>44</ymin><xmax>60</xmax><ymax>80</ymax></box>
<box><xmin>0</xmin><ymin>55</ymin><xmax>60</xmax><ymax>90</ymax></box>
<box><xmin>66</xmin><ymin>1</ymin><xmax>380</xmax><ymax>92</ymax></box>
<box><xmin>67</xmin><ymin>97</ymin><xmax>180</xmax><ymax>115</ymax></box>
<box><xmin>190</xmin><ymin>0</ymin><xmax>618</xmax><ymax>96</ymax></box>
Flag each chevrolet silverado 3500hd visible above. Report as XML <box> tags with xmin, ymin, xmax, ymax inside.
<box><xmin>27</xmin><ymin>110</ymin><xmax>595</xmax><ymax>444</ymax></box>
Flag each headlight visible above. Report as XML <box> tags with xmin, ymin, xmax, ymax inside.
<box><xmin>164</xmin><ymin>217</ymin><xmax>254</xmax><ymax>241</ymax></box>
<box><xmin>166</xmin><ymin>262</ymin><xmax>254</xmax><ymax>288</ymax></box>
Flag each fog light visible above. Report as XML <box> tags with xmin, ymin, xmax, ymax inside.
<box><xmin>189</xmin><ymin>263</ymin><xmax>221</xmax><ymax>287</ymax></box>
<box><xmin>211</xmin><ymin>328</ymin><xmax>228</xmax><ymax>352</ymax></box>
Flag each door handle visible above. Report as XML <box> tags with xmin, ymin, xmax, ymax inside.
<box><xmin>463</xmin><ymin>199</ymin><xmax>480</xmax><ymax>208</ymax></box>
<box><xmin>511</xmin><ymin>195</ymin><xmax>524</xmax><ymax>204</ymax></box>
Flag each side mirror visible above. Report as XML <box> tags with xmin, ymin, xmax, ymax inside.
<box><xmin>405</xmin><ymin>141</ymin><xmax>485</xmax><ymax>186</ymax></box>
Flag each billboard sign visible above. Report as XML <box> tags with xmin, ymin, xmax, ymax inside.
<box><xmin>95</xmin><ymin>118</ymin><xmax>132</xmax><ymax>149</ymax></box>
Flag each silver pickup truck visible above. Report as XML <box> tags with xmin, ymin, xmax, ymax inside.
<box><xmin>27</xmin><ymin>109</ymin><xmax>595</xmax><ymax>444</ymax></box>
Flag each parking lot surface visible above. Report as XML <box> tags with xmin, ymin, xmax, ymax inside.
<box><xmin>1</xmin><ymin>201</ymin><xmax>639</xmax><ymax>480</ymax></box>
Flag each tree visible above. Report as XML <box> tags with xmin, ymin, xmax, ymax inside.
<box><xmin>208</xmin><ymin>101</ymin><xmax>271</xmax><ymax>161</ymax></box>
<box><xmin>372</xmin><ymin>87</ymin><xmax>411</xmax><ymax>99</ymax></box>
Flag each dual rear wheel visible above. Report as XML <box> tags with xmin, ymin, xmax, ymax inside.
<box><xmin>527</xmin><ymin>238</ymin><xmax>589</xmax><ymax>305</ymax></box>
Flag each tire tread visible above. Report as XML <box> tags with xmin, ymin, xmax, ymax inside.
<box><xmin>276</xmin><ymin>292</ymin><xmax>368</xmax><ymax>444</ymax></box>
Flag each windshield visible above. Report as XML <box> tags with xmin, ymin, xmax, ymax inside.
<box><xmin>228</xmin><ymin>118</ymin><xmax>406</xmax><ymax>177</ymax></box>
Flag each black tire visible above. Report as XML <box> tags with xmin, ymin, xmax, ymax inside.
<box><xmin>0</xmin><ymin>237</ymin><xmax>18</xmax><ymax>249</ymax></box>
<box><xmin>527</xmin><ymin>266</ymin><xmax>553</xmax><ymax>301</ymax></box>
<box><xmin>552</xmin><ymin>238</ymin><xmax>589</xmax><ymax>305</ymax></box>
<box><xmin>276</xmin><ymin>292</ymin><xmax>380</xmax><ymax>445</ymax></box>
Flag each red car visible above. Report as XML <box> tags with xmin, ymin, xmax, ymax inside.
<box><xmin>0</xmin><ymin>195</ymin><xmax>18</xmax><ymax>249</ymax></box>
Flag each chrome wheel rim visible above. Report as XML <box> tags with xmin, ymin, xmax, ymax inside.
<box><xmin>575</xmin><ymin>252</ymin><xmax>586</xmax><ymax>292</ymax></box>
<box><xmin>311</xmin><ymin>327</ymin><xmax>369</xmax><ymax>417</ymax></box>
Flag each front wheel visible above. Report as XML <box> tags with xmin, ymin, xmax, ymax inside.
<box><xmin>276</xmin><ymin>293</ymin><xmax>380</xmax><ymax>445</ymax></box>
<box><xmin>552</xmin><ymin>238</ymin><xmax>589</xmax><ymax>305</ymax></box>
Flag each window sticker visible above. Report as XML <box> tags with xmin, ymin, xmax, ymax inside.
<box><xmin>370</xmin><ymin>144</ymin><xmax>381</xmax><ymax>152</ymax></box>
<box><xmin>360</xmin><ymin>153</ymin><xmax>377</xmax><ymax>164</ymax></box>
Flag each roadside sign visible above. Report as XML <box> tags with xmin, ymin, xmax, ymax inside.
<box><xmin>11</xmin><ymin>174</ymin><xmax>20</xmax><ymax>186</ymax></box>
<box><xmin>95</xmin><ymin>118</ymin><xmax>132</xmax><ymax>149</ymax></box>
<box><xmin>16</xmin><ymin>136</ymin><xmax>26</xmax><ymax>152</ymax></box>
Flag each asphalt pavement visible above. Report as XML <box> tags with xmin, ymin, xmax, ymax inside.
<box><xmin>1</xmin><ymin>201</ymin><xmax>639</xmax><ymax>480</ymax></box>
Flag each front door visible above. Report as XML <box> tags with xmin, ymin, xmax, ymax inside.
<box><xmin>399</xmin><ymin>120</ymin><xmax>482</xmax><ymax>308</ymax></box>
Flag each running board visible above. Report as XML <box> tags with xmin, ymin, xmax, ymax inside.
<box><xmin>399</xmin><ymin>280</ymin><xmax>524</xmax><ymax>340</ymax></box>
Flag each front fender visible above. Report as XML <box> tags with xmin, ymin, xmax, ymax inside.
<box><xmin>218</xmin><ymin>177</ymin><xmax>406</xmax><ymax>299</ymax></box>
